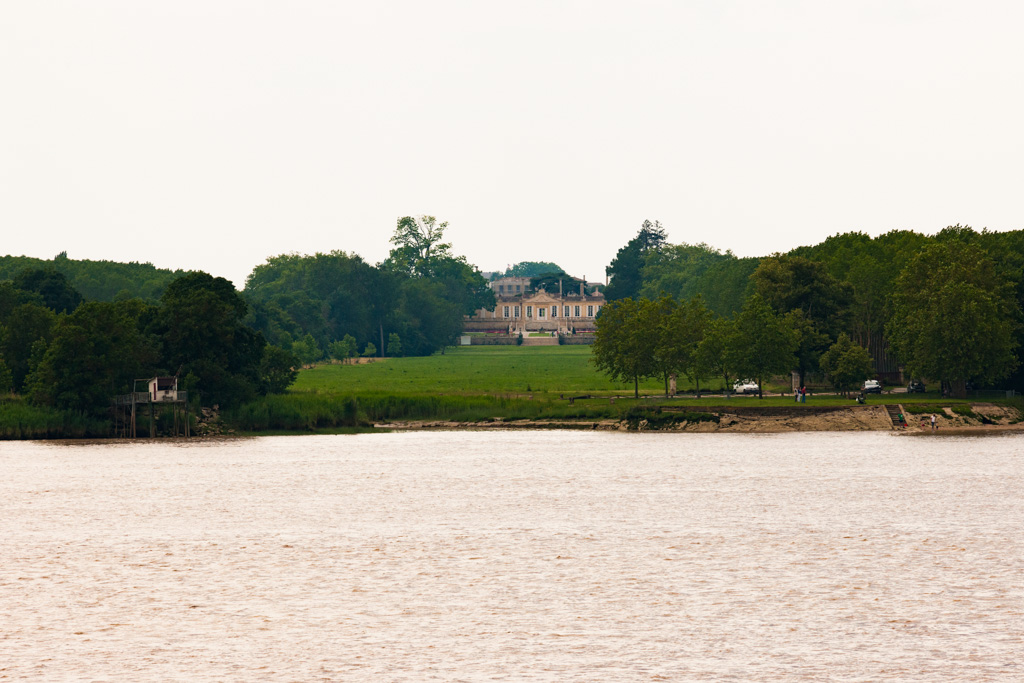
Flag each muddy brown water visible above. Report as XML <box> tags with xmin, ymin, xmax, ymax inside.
<box><xmin>2</xmin><ymin>432</ymin><xmax>1022</xmax><ymax>680</ymax></box>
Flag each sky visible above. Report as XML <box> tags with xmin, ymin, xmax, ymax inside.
<box><xmin>2</xmin><ymin>1</ymin><xmax>1023</xmax><ymax>288</ymax></box>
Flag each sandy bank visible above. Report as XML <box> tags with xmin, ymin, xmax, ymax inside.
<box><xmin>376</xmin><ymin>403</ymin><xmax>1024</xmax><ymax>434</ymax></box>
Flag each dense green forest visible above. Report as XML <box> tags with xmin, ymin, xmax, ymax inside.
<box><xmin>0</xmin><ymin>270</ymin><xmax>298</xmax><ymax>415</ymax></box>
<box><xmin>0</xmin><ymin>216</ymin><xmax>494</xmax><ymax>427</ymax></box>
<box><xmin>599</xmin><ymin>222</ymin><xmax>1024</xmax><ymax>397</ymax></box>
<box><xmin>0</xmin><ymin>252</ymin><xmax>188</xmax><ymax>302</ymax></box>
<box><xmin>243</xmin><ymin>215</ymin><xmax>494</xmax><ymax>362</ymax></box>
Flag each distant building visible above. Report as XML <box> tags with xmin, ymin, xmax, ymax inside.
<box><xmin>465</xmin><ymin>276</ymin><xmax>605</xmax><ymax>334</ymax></box>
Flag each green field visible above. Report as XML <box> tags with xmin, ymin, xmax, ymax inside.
<box><xmin>291</xmin><ymin>345</ymin><xmax>985</xmax><ymax>405</ymax></box>
<box><xmin>293</xmin><ymin>345</ymin><xmax>670</xmax><ymax>395</ymax></box>
<box><xmin>218</xmin><ymin>345</ymin><xmax>1004</xmax><ymax>434</ymax></box>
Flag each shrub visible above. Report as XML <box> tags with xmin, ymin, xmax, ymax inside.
<box><xmin>903</xmin><ymin>403</ymin><xmax>942</xmax><ymax>415</ymax></box>
<box><xmin>951</xmin><ymin>404</ymin><xmax>978</xmax><ymax>419</ymax></box>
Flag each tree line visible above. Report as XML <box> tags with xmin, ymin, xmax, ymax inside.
<box><xmin>593</xmin><ymin>293</ymin><xmax>875</xmax><ymax>399</ymax></box>
<box><xmin>0</xmin><ymin>270</ymin><xmax>298</xmax><ymax>415</ymax></box>
<box><xmin>597</xmin><ymin>222</ymin><xmax>1022</xmax><ymax>398</ymax></box>
<box><xmin>242</xmin><ymin>215</ymin><xmax>494</xmax><ymax>364</ymax></box>
<box><xmin>0</xmin><ymin>252</ymin><xmax>189</xmax><ymax>303</ymax></box>
<box><xmin>0</xmin><ymin>216</ymin><xmax>494</xmax><ymax>417</ymax></box>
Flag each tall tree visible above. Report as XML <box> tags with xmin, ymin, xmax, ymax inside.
<box><xmin>729</xmin><ymin>294</ymin><xmax>797</xmax><ymax>398</ymax></box>
<box><xmin>604</xmin><ymin>220</ymin><xmax>667</xmax><ymax>301</ymax></box>
<box><xmin>0</xmin><ymin>302</ymin><xmax>56</xmax><ymax>391</ymax></box>
<box><xmin>647</xmin><ymin>296</ymin><xmax>680</xmax><ymax>397</ymax></box>
<box><xmin>291</xmin><ymin>334</ymin><xmax>322</xmax><ymax>367</ymax></box>
<box><xmin>785</xmin><ymin>308</ymin><xmax>830</xmax><ymax>388</ymax></box>
<box><xmin>694</xmin><ymin>317</ymin><xmax>737</xmax><ymax>395</ymax></box>
<box><xmin>259</xmin><ymin>345</ymin><xmax>298</xmax><ymax>394</ymax></box>
<box><xmin>678</xmin><ymin>296</ymin><xmax>714</xmax><ymax>396</ymax></box>
<box><xmin>592</xmin><ymin>298</ymin><xmax>658</xmax><ymax>398</ymax></box>
<box><xmin>154</xmin><ymin>272</ymin><xmax>266</xmax><ymax>407</ymax></box>
<box><xmin>13</xmin><ymin>268</ymin><xmax>83</xmax><ymax>314</ymax></box>
<box><xmin>654</xmin><ymin>295</ymin><xmax>712</xmax><ymax>396</ymax></box>
<box><xmin>751</xmin><ymin>254</ymin><xmax>850</xmax><ymax>337</ymax></box>
<box><xmin>886</xmin><ymin>240</ymin><xmax>1019</xmax><ymax>397</ymax></box>
<box><xmin>421</xmin><ymin>256</ymin><xmax>495</xmax><ymax>316</ymax></box>
<box><xmin>390</xmin><ymin>215</ymin><xmax>453</xmax><ymax>272</ymax></box>
<box><xmin>819</xmin><ymin>333</ymin><xmax>874</xmax><ymax>397</ymax></box>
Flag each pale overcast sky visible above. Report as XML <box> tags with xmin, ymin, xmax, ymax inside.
<box><xmin>2</xmin><ymin>1</ymin><xmax>1022</xmax><ymax>287</ymax></box>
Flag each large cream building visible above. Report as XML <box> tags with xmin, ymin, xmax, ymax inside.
<box><xmin>465</xmin><ymin>276</ymin><xmax>606</xmax><ymax>334</ymax></box>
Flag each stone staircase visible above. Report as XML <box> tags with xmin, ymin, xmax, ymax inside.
<box><xmin>884</xmin><ymin>404</ymin><xmax>906</xmax><ymax>429</ymax></box>
<box><xmin>521</xmin><ymin>335</ymin><xmax>559</xmax><ymax>346</ymax></box>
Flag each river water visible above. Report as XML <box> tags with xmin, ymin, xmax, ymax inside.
<box><xmin>1</xmin><ymin>432</ymin><xmax>1022</xmax><ymax>681</ymax></box>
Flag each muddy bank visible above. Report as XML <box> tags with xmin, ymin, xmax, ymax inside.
<box><xmin>374</xmin><ymin>406</ymin><xmax>886</xmax><ymax>433</ymax></box>
<box><xmin>376</xmin><ymin>403</ymin><xmax>1024</xmax><ymax>434</ymax></box>
<box><xmin>897</xmin><ymin>403</ymin><xmax>1023</xmax><ymax>434</ymax></box>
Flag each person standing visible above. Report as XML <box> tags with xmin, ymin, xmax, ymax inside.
<box><xmin>931</xmin><ymin>414</ymin><xmax>937</xmax><ymax>431</ymax></box>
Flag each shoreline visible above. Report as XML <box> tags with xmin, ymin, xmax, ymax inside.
<box><xmin>375</xmin><ymin>404</ymin><xmax>1024</xmax><ymax>434</ymax></box>
<box><xmin>28</xmin><ymin>421</ymin><xmax>1024</xmax><ymax>443</ymax></box>
<box><xmin>11</xmin><ymin>402</ymin><xmax>1022</xmax><ymax>441</ymax></box>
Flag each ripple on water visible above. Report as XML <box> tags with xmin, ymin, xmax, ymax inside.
<box><xmin>1</xmin><ymin>431</ymin><xmax>1022</xmax><ymax>680</ymax></box>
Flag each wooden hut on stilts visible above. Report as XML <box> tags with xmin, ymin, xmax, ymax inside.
<box><xmin>113</xmin><ymin>376</ymin><xmax>190</xmax><ymax>439</ymax></box>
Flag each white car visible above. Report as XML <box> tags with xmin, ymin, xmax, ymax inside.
<box><xmin>733</xmin><ymin>380</ymin><xmax>759</xmax><ymax>394</ymax></box>
<box><xmin>862</xmin><ymin>379</ymin><xmax>883</xmax><ymax>394</ymax></box>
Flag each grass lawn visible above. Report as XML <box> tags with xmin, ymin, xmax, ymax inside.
<box><xmin>290</xmin><ymin>345</ymin><xmax>988</xmax><ymax>405</ymax></box>
<box><xmin>292</xmin><ymin>345</ymin><xmax>669</xmax><ymax>395</ymax></box>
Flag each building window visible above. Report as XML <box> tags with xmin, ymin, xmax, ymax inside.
<box><xmin>538</xmin><ymin>308</ymin><xmax>545</xmax><ymax>318</ymax></box>
<box><xmin>551</xmin><ymin>306</ymin><xmax>557</xmax><ymax>317</ymax></box>
<box><xmin>526</xmin><ymin>305</ymin><xmax>533</xmax><ymax>318</ymax></box>
<box><xmin>574</xmin><ymin>305</ymin><xmax>580</xmax><ymax>317</ymax></box>
<box><xmin>499</xmin><ymin>285</ymin><xmax>505</xmax><ymax>292</ymax></box>
<box><xmin>516</xmin><ymin>285</ymin><xmax>521</xmax><ymax>292</ymax></box>
<box><xmin>587</xmin><ymin>305</ymin><xmax>594</xmax><ymax>317</ymax></box>
<box><xmin>514</xmin><ymin>306</ymin><xmax>520</xmax><ymax>318</ymax></box>
<box><xmin>503</xmin><ymin>305</ymin><xmax>510</xmax><ymax>318</ymax></box>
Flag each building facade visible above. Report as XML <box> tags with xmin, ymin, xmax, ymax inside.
<box><xmin>465</xmin><ymin>276</ymin><xmax>606</xmax><ymax>334</ymax></box>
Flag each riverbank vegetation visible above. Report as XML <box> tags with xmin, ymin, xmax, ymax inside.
<box><xmin>224</xmin><ymin>344</ymin><xmax>1016</xmax><ymax>434</ymax></box>
<box><xmin>0</xmin><ymin>216</ymin><xmax>495</xmax><ymax>438</ymax></box>
<box><xmin>5</xmin><ymin>217</ymin><xmax>1024</xmax><ymax>438</ymax></box>
<box><xmin>0</xmin><ymin>398</ymin><xmax>109</xmax><ymax>439</ymax></box>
